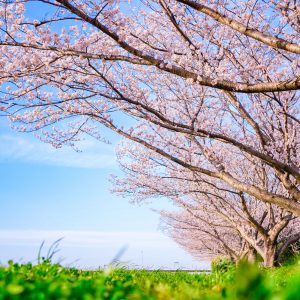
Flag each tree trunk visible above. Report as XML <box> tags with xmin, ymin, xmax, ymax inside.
<box><xmin>263</xmin><ymin>244</ymin><xmax>276</xmax><ymax>267</ymax></box>
<box><xmin>237</xmin><ymin>247</ymin><xmax>258</xmax><ymax>264</ymax></box>
<box><xmin>247</xmin><ymin>248</ymin><xmax>257</xmax><ymax>263</ymax></box>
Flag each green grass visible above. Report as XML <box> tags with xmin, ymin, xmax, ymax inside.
<box><xmin>1</xmin><ymin>260</ymin><xmax>300</xmax><ymax>299</ymax></box>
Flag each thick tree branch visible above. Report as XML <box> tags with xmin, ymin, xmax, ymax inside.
<box><xmin>177</xmin><ymin>0</ymin><xmax>300</xmax><ymax>54</ymax></box>
<box><xmin>55</xmin><ymin>0</ymin><xmax>300</xmax><ymax>93</ymax></box>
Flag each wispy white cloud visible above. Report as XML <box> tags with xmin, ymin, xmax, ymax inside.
<box><xmin>0</xmin><ymin>229</ymin><xmax>174</xmax><ymax>249</ymax></box>
<box><xmin>0</xmin><ymin>134</ymin><xmax>117</xmax><ymax>169</ymax></box>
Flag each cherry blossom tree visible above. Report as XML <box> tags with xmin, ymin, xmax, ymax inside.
<box><xmin>112</xmin><ymin>141</ymin><xmax>300</xmax><ymax>267</ymax></box>
<box><xmin>161</xmin><ymin>199</ymin><xmax>300</xmax><ymax>267</ymax></box>
<box><xmin>0</xmin><ymin>1</ymin><xmax>300</xmax><ymax>217</ymax></box>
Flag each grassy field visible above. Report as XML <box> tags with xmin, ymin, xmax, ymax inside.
<box><xmin>1</xmin><ymin>259</ymin><xmax>300</xmax><ymax>299</ymax></box>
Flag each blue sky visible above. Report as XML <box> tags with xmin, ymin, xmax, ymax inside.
<box><xmin>0</xmin><ymin>1</ymin><xmax>209</xmax><ymax>270</ymax></box>
<box><xmin>0</xmin><ymin>119</ymin><xmax>208</xmax><ymax>269</ymax></box>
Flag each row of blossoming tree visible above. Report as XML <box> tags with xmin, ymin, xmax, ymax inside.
<box><xmin>0</xmin><ymin>0</ymin><xmax>300</xmax><ymax>267</ymax></box>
